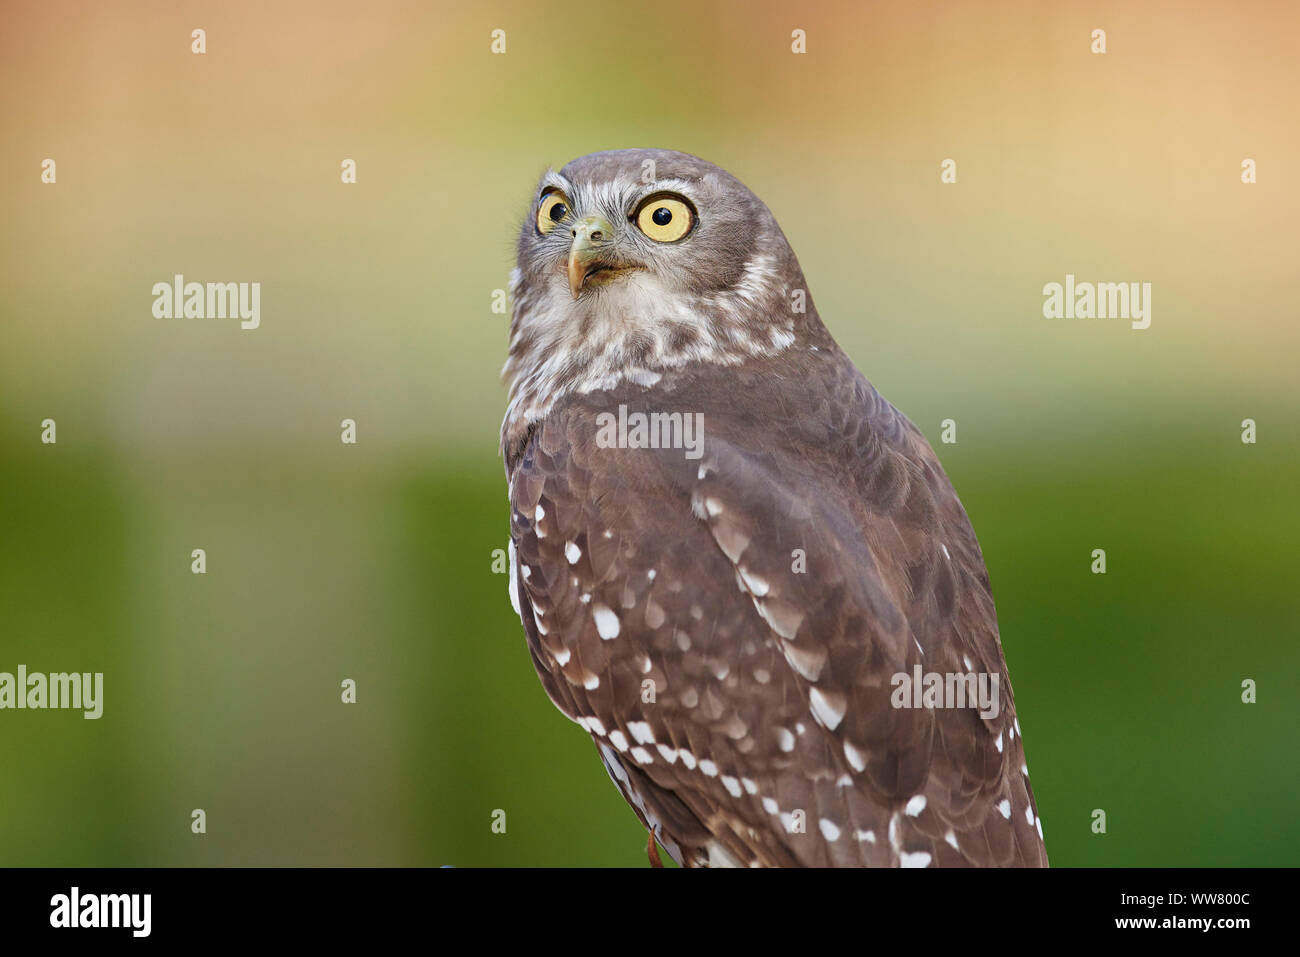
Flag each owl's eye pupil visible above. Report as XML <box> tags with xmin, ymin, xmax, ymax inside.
<box><xmin>652</xmin><ymin>207</ymin><xmax>672</xmax><ymax>226</ymax></box>
<box><xmin>549</xmin><ymin>202</ymin><xmax>567</xmax><ymax>222</ymax></box>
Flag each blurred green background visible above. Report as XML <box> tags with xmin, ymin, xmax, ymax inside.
<box><xmin>1</xmin><ymin>0</ymin><xmax>1296</xmax><ymax>866</ymax></box>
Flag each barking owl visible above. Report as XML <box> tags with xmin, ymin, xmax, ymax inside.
<box><xmin>500</xmin><ymin>149</ymin><xmax>1048</xmax><ymax>868</ymax></box>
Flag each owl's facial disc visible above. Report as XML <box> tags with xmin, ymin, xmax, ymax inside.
<box><xmin>567</xmin><ymin>214</ymin><xmax>625</xmax><ymax>299</ymax></box>
<box><xmin>506</xmin><ymin>151</ymin><xmax>820</xmax><ymax>436</ymax></box>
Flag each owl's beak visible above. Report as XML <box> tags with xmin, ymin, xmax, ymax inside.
<box><xmin>567</xmin><ymin>214</ymin><xmax>619</xmax><ymax>299</ymax></box>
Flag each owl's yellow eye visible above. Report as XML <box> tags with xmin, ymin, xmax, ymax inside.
<box><xmin>537</xmin><ymin>192</ymin><xmax>570</xmax><ymax>234</ymax></box>
<box><xmin>635</xmin><ymin>195</ymin><xmax>694</xmax><ymax>242</ymax></box>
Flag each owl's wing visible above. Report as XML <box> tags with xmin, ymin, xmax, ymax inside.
<box><xmin>505</xmin><ymin>349</ymin><xmax>1047</xmax><ymax>867</ymax></box>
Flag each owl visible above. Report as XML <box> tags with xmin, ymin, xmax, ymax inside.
<box><xmin>500</xmin><ymin>149</ymin><xmax>1048</xmax><ymax>867</ymax></box>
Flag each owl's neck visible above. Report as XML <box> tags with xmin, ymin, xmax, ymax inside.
<box><xmin>500</xmin><ymin>260</ymin><xmax>800</xmax><ymax>458</ymax></box>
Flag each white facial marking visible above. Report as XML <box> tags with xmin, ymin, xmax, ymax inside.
<box><xmin>501</xmin><ymin>176</ymin><xmax>795</xmax><ymax>447</ymax></box>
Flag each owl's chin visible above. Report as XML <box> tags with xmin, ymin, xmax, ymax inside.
<box><xmin>571</xmin><ymin>263</ymin><xmax>640</xmax><ymax>298</ymax></box>
<box><xmin>583</xmin><ymin>264</ymin><xmax>634</xmax><ymax>287</ymax></box>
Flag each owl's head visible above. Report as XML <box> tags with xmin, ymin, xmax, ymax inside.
<box><xmin>518</xmin><ymin>148</ymin><xmax>792</xmax><ymax>303</ymax></box>
<box><xmin>503</xmin><ymin>149</ymin><xmax>830</xmax><ymax>433</ymax></box>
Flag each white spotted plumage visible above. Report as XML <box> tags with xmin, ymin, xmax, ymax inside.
<box><xmin>502</xmin><ymin>149</ymin><xmax>1048</xmax><ymax>868</ymax></box>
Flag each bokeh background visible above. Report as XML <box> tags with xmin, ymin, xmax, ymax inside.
<box><xmin>1</xmin><ymin>0</ymin><xmax>1297</xmax><ymax>866</ymax></box>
